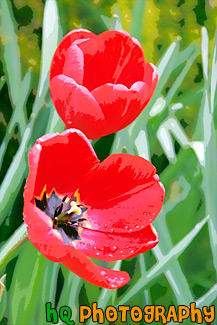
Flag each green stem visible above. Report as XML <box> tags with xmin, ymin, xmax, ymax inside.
<box><xmin>0</xmin><ymin>223</ymin><xmax>28</xmax><ymax>270</ymax></box>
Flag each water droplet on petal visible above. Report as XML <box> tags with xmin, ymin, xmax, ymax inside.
<box><xmin>153</xmin><ymin>174</ymin><xmax>159</xmax><ymax>181</ymax></box>
<box><xmin>124</xmin><ymin>225</ymin><xmax>129</xmax><ymax>230</ymax></box>
<box><xmin>96</xmin><ymin>252</ymin><xmax>100</xmax><ymax>256</ymax></box>
<box><xmin>111</xmin><ymin>245</ymin><xmax>118</xmax><ymax>251</ymax></box>
<box><xmin>159</xmin><ymin>182</ymin><xmax>165</xmax><ymax>193</ymax></box>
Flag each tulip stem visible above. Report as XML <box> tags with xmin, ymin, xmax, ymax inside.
<box><xmin>0</xmin><ymin>223</ymin><xmax>28</xmax><ymax>271</ymax></box>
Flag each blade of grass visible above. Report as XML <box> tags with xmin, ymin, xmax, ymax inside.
<box><xmin>0</xmin><ymin>70</ymin><xmax>32</xmax><ymax>170</ymax></box>
<box><xmin>38</xmin><ymin>262</ymin><xmax>60</xmax><ymax>324</ymax></box>
<box><xmin>211</xmin><ymin>27</ymin><xmax>217</xmax><ymax>115</ymax></box>
<box><xmin>0</xmin><ymin>0</ymin><xmax>22</xmax><ymax>107</ymax></box>
<box><xmin>153</xmin><ymin>210</ymin><xmax>194</xmax><ymax>304</ymax></box>
<box><xmin>8</xmin><ymin>242</ymin><xmax>46</xmax><ymax>324</ymax></box>
<box><xmin>139</xmin><ymin>254</ymin><xmax>152</xmax><ymax>305</ymax></box>
<box><xmin>57</xmin><ymin>268</ymin><xmax>83</xmax><ymax>323</ymax></box>
<box><xmin>165</xmin><ymin>48</ymin><xmax>200</xmax><ymax>105</ymax></box>
<box><xmin>111</xmin><ymin>128</ymin><xmax>135</xmax><ymax>155</ymax></box>
<box><xmin>0</xmin><ymin>223</ymin><xmax>27</xmax><ymax>271</ymax></box>
<box><xmin>173</xmin><ymin>42</ymin><xmax>199</xmax><ymax>70</ymax></box>
<box><xmin>130</xmin><ymin>0</ymin><xmax>146</xmax><ymax>41</ymax></box>
<box><xmin>117</xmin><ymin>215</ymin><xmax>209</xmax><ymax>305</ymax></box>
<box><xmin>201</xmin><ymin>27</ymin><xmax>217</xmax><ymax>273</ymax></box>
<box><xmin>196</xmin><ymin>283</ymin><xmax>217</xmax><ymax>308</ymax></box>
<box><xmin>37</xmin><ymin>0</ymin><xmax>59</xmax><ymax>98</ymax></box>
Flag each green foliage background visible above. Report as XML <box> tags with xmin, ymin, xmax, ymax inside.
<box><xmin>0</xmin><ymin>0</ymin><xmax>217</xmax><ymax>324</ymax></box>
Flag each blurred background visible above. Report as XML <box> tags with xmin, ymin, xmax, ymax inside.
<box><xmin>0</xmin><ymin>0</ymin><xmax>216</xmax><ymax>324</ymax></box>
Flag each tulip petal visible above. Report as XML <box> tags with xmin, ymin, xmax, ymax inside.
<box><xmin>76</xmin><ymin>224</ymin><xmax>158</xmax><ymax>261</ymax></box>
<box><xmin>50</xmin><ymin>30</ymin><xmax>158</xmax><ymax>140</ymax></box>
<box><xmin>24</xmin><ymin>129</ymin><xmax>99</xmax><ymax>201</ymax></box>
<box><xmin>91</xmin><ymin>82</ymin><xmax>150</xmax><ymax>135</ymax></box>
<box><xmin>62</xmin><ymin>43</ymin><xmax>84</xmax><ymax>85</ymax></box>
<box><xmin>143</xmin><ymin>62</ymin><xmax>158</xmax><ymax>96</ymax></box>
<box><xmin>24</xmin><ymin>202</ymin><xmax>129</xmax><ymax>289</ymax></box>
<box><xmin>23</xmin><ymin>202</ymin><xmax>66</xmax><ymax>261</ymax></box>
<box><xmin>50</xmin><ymin>29</ymin><xmax>95</xmax><ymax>80</ymax></box>
<box><xmin>50</xmin><ymin>75</ymin><xmax>106</xmax><ymax>139</ymax></box>
<box><xmin>80</xmin><ymin>154</ymin><xmax>165</xmax><ymax>233</ymax></box>
<box><xmin>61</xmin><ymin>249</ymin><xmax>130</xmax><ymax>289</ymax></box>
<box><xmin>78</xmin><ymin>30</ymin><xmax>146</xmax><ymax>91</ymax></box>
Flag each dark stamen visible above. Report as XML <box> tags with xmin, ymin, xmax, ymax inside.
<box><xmin>35</xmin><ymin>190</ymin><xmax>89</xmax><ymax>246</ymax></box>
<box><xmin>62</xmin><ymin>194</ymin><xmax>68</xmax><ymax>202</ymax></box>
<box><xmin>78</xmin><ymin>218</ymin><xmax>86</xmax><ymax>222</ymax></box>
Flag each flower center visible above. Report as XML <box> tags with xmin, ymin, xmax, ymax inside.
<box><xmin>35</xmin><ymin>190</ymin><xmax>88</xmax><ymax>246</ymax></box>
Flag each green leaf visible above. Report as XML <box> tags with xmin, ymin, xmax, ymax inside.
<box><xmin>196</xmin><ymin>284</ymin><xmax>217</xmax><ymax>308</ymax></box>
<box><xmin>117</xmin><ymin>215</ymin><xmax>209</xmax><ymax>305</ymax></box>
<box><xmin>130</xmin><ymin>0</ymin><xmax>146</xmax><ymax>41</ymax></box>
<box><xmin>37</xmin><ymin>0</ymin><xmax>59</xmax><ymax>99</ymax></box>
<box><xmin>0</xmin><ymin>223</ymin><xmax>27</xmax><ymax>271</ymax></box>
<box><xmin>0</xmin><ymin>70</ymin><xmax>32</xmax><ymax>170</ymax></box>
<box><xmin>8</xmin><ymin>242</ymin><xmax>46</xmax><ymax>325</ymax></box>
<box><xmin>0</xmin><ymin>0</ymin><xmax>22</xmax><ymax>106</ymax></box>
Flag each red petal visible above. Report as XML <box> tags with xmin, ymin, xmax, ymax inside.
<box><xmin>62</xmin><ymin>43</ymin><xmax>84</xmax><ymax>85</ymax></box>
<box><xmin>23</xmin><ymin>202</ymin><xmax>66</xmax><ymax>261</ymax></box>
<box><xmin>78</xmin><ymin>30</ymin><xmax>146</xmax><ymax>91</ymax></box>
<box><xmin>50</xmin><ymin>29</ymin><xmax>95</xmax><ymax>81</ymax></box>
<box><xmin>61</xmin><ymin>249</ymin><xmax>130</xmax><ymax>289</ymax></box>
<box><xmin>76</xmin><ymin>224</ymin><xmax>158</xmax><ymax>261</ymax></box>
<box><xmin>91</xmin><ymin>82</ymin><xmax>150</xmax><ymax>135</ymax></box>
<box><xmin>143</xmin><ymin>62</ymin><xmax>158</xmax><ymax>96</ymax></box>
<box><xmin>24</xmin><ymin>129</ymin><xmax>99</xmax><ymax>201</ymax></box>
<box><xmin>24</xmin><ymin>202</ymin><xmax>130</xmax><ymax>289</ymax></box>
<box><xmin>80</xmin><ymin>154</ymin><xmax>165</xmax><ymax>233</ymax></box>
<box><xmin>50</xmin><ymin>75</ymin><xmax>106</xmax><ymax>139</ymax></box>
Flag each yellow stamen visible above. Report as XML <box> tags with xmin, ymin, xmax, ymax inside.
<box><xmin>67</xmin><ymin>201</ymin><xmax>82</xmax><ymax>215</ymax></box>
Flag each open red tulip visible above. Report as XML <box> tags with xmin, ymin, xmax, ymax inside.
<box><xmin>50</xmin><ymin>29</ymin><xmax>158</xmax><ymax>140</ymax></box>
<box><xmin>23</xmin><ymin>129</ymin><xmax>165</xmax><ymax>289</ymax></box>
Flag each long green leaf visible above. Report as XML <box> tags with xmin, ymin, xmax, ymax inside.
<box><xmin>0</xmin><ymin>0</ymin><xmax>22</xmax><ymax>106</ymax></box>
<box><xmin>117</xmin><ymin>215</ymin><xmax>209</xmax><ymax>305</ymax></box>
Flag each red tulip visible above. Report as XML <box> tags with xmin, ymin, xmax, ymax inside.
<box><xmin>50</xmin><ymin>30</ymin><xmax>158</xmax><ymax>140</ymax></box>
<box><xmin>23</xmin><ymin>129</ymin><xmax>165</xmax><ymax>289</ymax></box>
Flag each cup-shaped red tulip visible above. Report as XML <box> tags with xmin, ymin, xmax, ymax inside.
<box><xmin>50</xmin><ymin>30</ymin><xmax>158</xmax><ymax>140</ymax></box>
<box><xmin>23</xmin><ymin>129</ymin><xmax>165</xmax><ymax>289</ymax></box>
